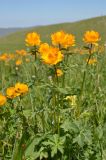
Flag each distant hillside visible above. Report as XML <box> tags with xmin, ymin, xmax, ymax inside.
<box><xmin>0</xmin><ymin>28</ymin><xmax>23</xmax><ymax>37</ymax></box>
<box><xmin>0</xmin><ymin>16</ymin><xmax>106</xmax><ymax>52</ymax></box>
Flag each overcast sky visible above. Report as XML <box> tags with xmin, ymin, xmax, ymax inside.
<box><xmin>0</xmin><ymin>0</ymin><xmax>106</xmax><ymax>27</ymax></box>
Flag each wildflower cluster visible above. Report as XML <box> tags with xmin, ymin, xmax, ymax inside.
<box><xmin>0</xmin><ymin>29</ymin><xmax>105</xmax><ymax>160</ymax></box>
<box><xmin>51</xmin><ymin>30</ymin><xmax>75</xmax><ymax>48</ymax></box>
<box><xmin>0</xmin><ymin>83</ymin><xmax>28</xmax><ymax>106</ymax></box>
<box><xmin>6</xmin><ymin>83</ymin><xmax>28</xmax><ymax>99</ymax></box>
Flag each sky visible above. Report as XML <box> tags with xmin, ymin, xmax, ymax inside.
<box><xmin>0</xmin><ymin>0</ymin><xmax>106</xmax><ymax>28</ymax></box>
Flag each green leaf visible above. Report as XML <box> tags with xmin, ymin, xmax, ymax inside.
<box><xmin>25</xmin><ymin>137</ymin><xmax>36</xmax><ymax>158</ymax></box>
<box><xmin>25</xmin><ymin>134</ymin><xmax>49</xmax><ymax>158</ymax></box>
<box><xmin>12</xmin><ymin>132</ymin><xmax>27</xmax><ymax>160</ymax></box>
<box><xmin>60</xmin><ymin>119</ymin><xmax>79</xmax><ymax>133</ymax></box>
<box><xmin>73</xmin><ymin>133</ymin><xmax>85</xmax><ymax>147</ymax></box>
<box><xmin>55</xmin><ymin>87</ymin><xmax>68</xmax><ymax>95</ymax></box>
<box><xmin>48</xmin><ymin>134</ymin><xmax>65</xmax><ymax>157</ymax></box>
<box><xmin>51</xmin><ymin>147</ymin><xmax>58</xmax><ymax>157</ymax></box>
<box><xmin>95</xmin><ymin>126</ymin><xmax>103</xmax><ymax>140</ymax></box>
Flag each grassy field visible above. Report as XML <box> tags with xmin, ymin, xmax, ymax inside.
<box><xmin>0</xmin><ymin>17</ymin><xmax>106</xmax><ymax>160</ymax></box>
<box><xmin>0</xmin><ymin>16</ymin><xmax>106</xmax><ymax>52</ymax></box>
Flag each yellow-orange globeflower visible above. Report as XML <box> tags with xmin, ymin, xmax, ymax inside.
<box><xmin>0</xmin><ymin>94</ymin><xmax>6</xmax><ymax>106</ymax></box>
<box><xmin>6</xmin><ymin>87</ymin><xmax>20</xmax><ymax>99</ymax></box>
<box><xmin>15</xmin><ymin>59</ymin><xmax>22</xmax><ymax>66</ymax></box>
<box><xmin>56</xmin><ymin>69</ymin><xmax>63</xmax><ymax>77</ymax></box>
<box><xmin>0</xmin><ymin>53</ymin><xmax>8</xmax><ymax>61</ymax></box>
<box><xmin>83</xmin><ymin>30</ymin><xmax>100</xmax><ymax>44</ymax></box>
<box><xmin>51</xmin><ymin>31</ymin><xmax>75</xmax><ymax>48</ymax></box>
<box><xmin>51</xmin><ymin>31</ymin><xmax>66</xmax><ymax>46</ymax></box>
<box><xmin>16</xmin><ymin>50</ymin><xmax>27</xmax><ymax>56</ymax></box>
<box><xmin>39</xmin><ymin>43</ymin><xmax>50</xmax><ymax>56</ymax></box>
<box><xmin>41</xmin><ymin>47</ymin><xmax>63</xmax><ymax>65</ymax></box>
<box><xmin>25</xmin><ymin>32</ymin><xmax>41</xmax><ymax>46</ymax></box>
<box><xmin>15</xmin><ymin>83</ymin><xmax>29</xmax><ymax>94</ymax></box>
<box><xmin>63</xmin><ymin>34</ymin><xmax>75</xmax><ymax>48</ymax></box>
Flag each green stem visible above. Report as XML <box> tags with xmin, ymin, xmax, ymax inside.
<box><xmin>18</xmin><ymin>96</ymin><xmax>23</xmax><ymax>113</ymax></box>
<box><xmin>54</xmin><ymin>65</ymin><xmax>58</xmax><ymax>84</ymax></box>
<box><xmin>80</xmin><ymin>43</ymin><xmax>93</xmax><ymax>96</ymax></box>
<box><xmin>34</xmin><ymin>50</ymin><xmax>37</xmax><ymax>61</ymax></box>
<box><xmin>53</xmin><ymin>93</ymin><xmax>57</xmax><ymax>133</ymax></box>
<box><xmin>32</xmin><ymin>46</ymin><xmax>37</xmax><ymax>77</ymax></box>
<box><xmin>57</xmin><ymin>114</ymin><xmax>60</xmax><ymax>135</ymax></box>
<box><xmin>41</xmin><ymin>110</ymin><xmax>45</xmax><ymax>133</ymax></box>
<box><xmin>11</xmin><ymin>132</ymin><xmax>19</xmax><ymax>160</ymax></box>
<box><xmin>34</xmin><ymin>50</ymin><xmax>37</xmax><ymax>76</ymax></box>
<box><xmin>99</xmin><ymin>140</ymin><xmax>103</xmax><ymax>160</ymax></box>
<box><xmin>22</xmin><ymin>64</ymin><xmax>35</xmax><ymax>112</ymax></box>
<box><xmin>53</xmin><ymin>65</ymin><xmax>60</xmax><ymax>134</ymax></box>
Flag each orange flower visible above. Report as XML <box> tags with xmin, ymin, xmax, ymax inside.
<box><xmin>0</xmin><ymin>93</ymin><xmax>6</xmax><ymax>106</ymax></box>
<box><xmin>41</xmin><ymin>47</ymin><xmax>63</xmax><ymax>65</ymax></box>
<box><xmin>25</xmin><ymin>32</ymin><xmax>41</xmax><ymax>46</ymax></box>
<box><xmin>6</xmin><ymin>87</ymin><xmax>20</xmax><ymax>99</ymax></box>
<box><xmin>0</xmin><ymin>53</ymin><xmax>8</xmax><ymax>61</ymax></box>
<box><xmin>63</xmin><ymin>34</ymin><xmax>75</xmax><ymax>48</ymax></box>
<box><xmin>51</xmin><ymin>31</ymin><xmax>66</xmax><ymax>46</ymax></box>
<box><xmin>16</xmin><ymin>50</ymin><xmax>27</xmax><ymax>56</ymax></box>
<box><xmin>39</xmin><ymin>43</ymin><xmax>50</xmax><ymax>56</ymax></box>
<box><xmin>83</xmin><ymin>30</ymin><xmax>100</xmax><ymax>44</ymax></box>
<box><xmin>15</xmin><ymin>83</ymin><xmax>29</xmax><ymax>94</ymax></box>
<box><xmin>56</xmin><ymin>69</ymin><xmax>63</xmax><ymax>77</ymax></box>
<box><xmin>51</xmin><ymin>31</ymin><xmax>75</xmax><ymax>48</ymax></box>
<box><xmin>15</xmin><ymin>59</ymin><xmax>22</xmax><ymax>66</ymax></box>
<box><xmin>86</xmin><ymin>58</ymin><xmax>97</xmax><ymax>65</ymax></box>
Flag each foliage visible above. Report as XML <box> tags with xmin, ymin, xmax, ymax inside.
<box><xmin>0</xmin><ymin>30</ymin><xmax>106</xmax><ymax>160</ymax></box>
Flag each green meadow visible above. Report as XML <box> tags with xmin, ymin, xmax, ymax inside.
<box><xmin>0</xmin><ymin>16</ymin><xmax>106</xmax><ymax>160</ymax></box>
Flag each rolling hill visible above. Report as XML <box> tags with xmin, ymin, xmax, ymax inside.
<box><xmin>0</xmin><ymin>16</ymin><xmax>106</xmax><ymax>52</ymax></box>
<box><xmin>0</xmin><ymin>28</ymin><xmax>23</xmax><ymax>37</ymax></box>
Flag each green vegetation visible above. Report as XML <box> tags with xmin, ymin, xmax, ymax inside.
<box><xmin>0</xmin><ymin>18</ymin><xmax>106</xmax><ymax>160</ymax></box>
